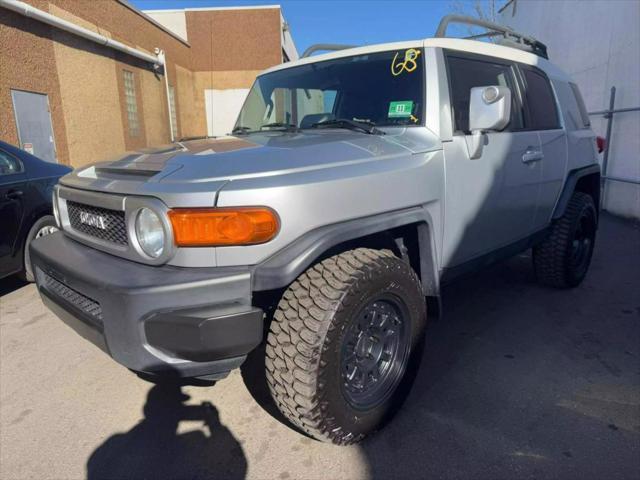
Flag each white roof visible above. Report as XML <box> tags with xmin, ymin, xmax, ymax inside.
<box><xmin>262</xmin><ymin>37</ymin><xmax>570</xmax><ymax>82</ymax></box>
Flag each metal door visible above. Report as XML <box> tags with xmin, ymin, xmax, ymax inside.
<box><xmin>11</xmin><ymin>90</ymin><xmax>57</xmax><ymax>163</ymax></box>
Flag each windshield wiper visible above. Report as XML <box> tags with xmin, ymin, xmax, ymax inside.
<box><xmin>310</xmin><ymin>118</ymin><xmax>384</xmax><ymax>135</ymax></box>
<box><xmin>260</xmin><ymin>122</ymin><xmax>299</xmax><ymax>131</ymax></box>
<box><xmin>232</xmin><ymin>126</ymin><xmax>253</xmax><ymax>135</ymax></box>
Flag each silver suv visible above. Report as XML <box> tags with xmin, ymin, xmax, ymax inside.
<box><xmin>31</xmin><ymin>16</ymin><xmax>601</xmax><ymax>445</ymax></box>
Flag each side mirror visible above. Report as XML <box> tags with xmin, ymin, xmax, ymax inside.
<box><xmin>466</xmin><ymin>86</ymin><xmax>511</xmax><ymax>159</ymax></box>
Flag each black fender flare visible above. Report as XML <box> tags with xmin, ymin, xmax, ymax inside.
<box><xmin>251</xmin><ymin>206</ymin><xmax>440</xmax><ymax>296</ymax></box>
<box><xmin>552</xmin><ymin>164</ymin><xmax>601</xmax><ymax>220</ymax></box>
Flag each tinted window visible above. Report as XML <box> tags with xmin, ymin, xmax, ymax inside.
<box><xmin>0</xmin><ymin>149</ymin><xmax>23</xmax><ymax>175</ymax></box>
<box><xmin>522</xmin><ymin>68</ymin><xmax>560</xmax><ymax>129</ymax></box>
<box><xmin>569</xmin><ymin>82</ymin><xmax>591</xmax><ymax>128</ymax></box>
<box><xmin>447</xmin><ymin>55</ymin><xmax>524</xmax><ymax>133</ymax></box>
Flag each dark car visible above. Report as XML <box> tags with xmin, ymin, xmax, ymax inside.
<box><xmin>0</xmin><ymin>140</ymin><xmax>71</xmax><ymax>281</ymax></box>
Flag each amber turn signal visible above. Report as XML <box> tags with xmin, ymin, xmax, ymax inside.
<box><xmin>168</xmin><ymin>207</ymin><xmax>279</xmax><ymax>247</ymax></box>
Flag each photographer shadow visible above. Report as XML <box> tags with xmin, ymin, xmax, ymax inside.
<box><xmin>87</xmin><ymin>382</ymin><xmax>247</xmax><ymax>480</ymax></box>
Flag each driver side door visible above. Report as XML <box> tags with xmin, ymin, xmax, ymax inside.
<box><xmin>441</xmin><ymin>52</ymin><xmax>542</xmax><ymax>270</ymax></box>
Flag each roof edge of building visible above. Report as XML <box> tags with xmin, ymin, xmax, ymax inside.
<box><xmin>116</xmin><ymin>0</ymin><xmax>191</xmax><ymax>46</ymax></box>
<box><xmin>142</xmin><ymin>5</ymin><xmax>281</xmax><ymax>14</ymax></box>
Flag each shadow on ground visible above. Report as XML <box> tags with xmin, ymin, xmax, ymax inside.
<box><xmin>86</xmin><ymin>382</ymin><xmax>247</xmax><ymax>480</ymax></box>
<box><xmin>0</xmin><ymin>275</ymin><xmax>28</xmax><ymax>297</ymax></box>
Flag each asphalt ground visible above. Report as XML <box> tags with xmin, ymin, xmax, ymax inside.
<box><xmin>1</xmin><ymin>213</ymin><xmax>639</xmax><ymax>480</ymax></box>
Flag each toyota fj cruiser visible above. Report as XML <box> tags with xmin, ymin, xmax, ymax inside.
<box><xmin>31</xmin><ymin>16</ymin><xmax>601</xmax><ymax>445</ymax></box>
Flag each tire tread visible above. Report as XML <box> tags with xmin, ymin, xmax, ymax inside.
<box><xmin>265</xmin><ymin>248</ymin><xmax>417</xmax><ymax>445</ymax></box>
<box><xmin>533</xmin><ymin>192</ymin><xmax>595</xmax><ymax>288</ymax></box>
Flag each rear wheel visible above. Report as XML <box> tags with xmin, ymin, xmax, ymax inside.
<box><xmin>533</xmin><ymin>192</ymin><xmax>597</xmax><ymax>288</ymax></box>
<box><xmin>21</xmin><ymin>215</ymin><xmax>58</xmax><ymax>282</ymax></box>
<box><xmin>265</xmin><ymin>248</ymin><xmax>426</xmax><ymax>445</ymax></box>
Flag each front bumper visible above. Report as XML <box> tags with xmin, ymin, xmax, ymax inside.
<box><xmin>31</xmin><ymin>232</ymin><xmax>263</xmax><ymax>379</ymax></box>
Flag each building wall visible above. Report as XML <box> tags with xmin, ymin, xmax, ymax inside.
<box><xmin>140</xmin><ymin>69</ymin><xmax>171</xmax><ymax>147</ymax></box>
<box><xmin>184</xmin><ymin>7</ymin><xmax>283</xmax><ymax>72</ymax></box>
<box><xmin>175</xmin><ymin>63</ymin><xmax>206</xmax><ymax>139</ymax></box>
<box><xmin>1</xmin><ymin>1</ymin><xmax>291</xmax><ymax>168</ymax></box>
<box><xmin>500</xmin><ymin>0</ymin><xmax>640</xmax><ymax>219</ymax></box>
<box><xmin>204</xmin><ymin>89</ymin><xmax>251</xmax><ymax>136</ymax></box>
<box><xmin>147</xmin><ymin>7</ymin><xmax>287</xmax><ymax>137</ymax></box>
<box><xmin>143</xmin><ymin>10</ymin><xmax>188</xmax><ymax>42</ymax></box>
<box><xmin>183</xmin><ymin>7</ymin><xmax>284</xmax><ymax>136</ymax></box>
<box><xmin>0</xmin><ymin>2</ymin><xmax>70</xmax><ymax>164</ymax></box>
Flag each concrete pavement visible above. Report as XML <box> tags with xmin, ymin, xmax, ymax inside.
<box><xmin>1</xmin><ymin>213</ymin><xmax>639</xmax><ymax>479</ymax></box>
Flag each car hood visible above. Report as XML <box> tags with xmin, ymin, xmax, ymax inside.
<box><xmin>60</xmin><ymin>128</ymin><xmax>441</xmax><ymax>203</ymax></box>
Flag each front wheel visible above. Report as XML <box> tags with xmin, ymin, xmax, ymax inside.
<box><xmin>21</xmin><ymin>215</ymin><xmax>58</xmax><ymax>282</ymax></box>
<box><xmin>265</xmin><ymin>248</ymin><xmax>426</xmax><ymax>445</ymax></box>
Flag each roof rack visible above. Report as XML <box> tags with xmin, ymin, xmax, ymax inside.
<box><xmin>301</xmin><ymin>44</ymin><xmax>356</xmax><ymax>58</ymax></box>
<box><xmin>435</xmin><ymin>14</ymin><xmax>548</xmax><ymax>59</ymax></box>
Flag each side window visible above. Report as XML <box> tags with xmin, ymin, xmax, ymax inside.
<box><xmin>522</xmin><ymin>68</ymin><xmax>561</xmax><ymax>130</ymax></box>
<box><xmin>569</xmin><ymin>82</ymin><xmax>591</xmax><ymax>128</ymax></box>
<box><xmin>0</xmin><ymin>149</ymin><xmax>23</xmax><ymax>175</ymax></box>
<box><xmin>447</xmin><ymin>55</ymin><xmax>524</xmax><ymax>133</ymax></box>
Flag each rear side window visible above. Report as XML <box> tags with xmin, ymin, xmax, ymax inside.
<box><xmin>447</xmin><ymin>55</ymin><xmax>524</xmax><ymax>133</ymax></box>
<box><xmin>569</xmin><ymin>82</ymin><xmax>591</xmax><ymax>128</ymax></box>
<box><xmin>0</xmin><ymin>149</ymin><xmax>23</xmax><ymax>175</ymax></box>
<box><xmin>521</xmin><ymin>68</ymin><xmax>561</xmax><ymax>129</ymax></box>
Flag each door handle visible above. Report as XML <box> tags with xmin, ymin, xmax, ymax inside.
<box><xmin>5</xmin><ymin>190</ymin><xmax>23</xmax><ymax>200</ymax></box>
<box><xmin>522</xmin><ymin>149</ymin><xmax>544</xmax><ymax>163</ymax></box>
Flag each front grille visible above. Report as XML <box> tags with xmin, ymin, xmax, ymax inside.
<box><xmin>67</xmin><ymin>201</ymin><xmax>128</xmax><ymax>245</ymax></box>
<box><xmin>40</xmin><ymin>271</ymin><xmax>103</xmax><ymax>325</ymax></box>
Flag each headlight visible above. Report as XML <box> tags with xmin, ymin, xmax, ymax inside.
<box><xmin>135</xmin><ymin>208</ymin><xmax>165</xmax><ymax>258</ymax></box>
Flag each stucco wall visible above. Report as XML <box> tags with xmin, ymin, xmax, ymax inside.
<box><xmin>49</xmin><ymin>5</ymin><xmax>126</xmax><ymax>167</ymax></box>
<box><xmin>0</xmin><ymin>3</ymin><xmax>70</xmax><ymax>164</ymax></box>
<box><xmin>140</xmin><ymin>69</ymin><xmax>170</xmax><ymax>147</ymax></box>
<box><xmin>1</xmin><ymin>1</ymin><xmax>288</xmax><ymax>167</ymax></box>
<box><xmin>500</xmin><ymin>0</ymin><xmax>640</xmax><ymax>219</ymax></box>
<box><xmin>175</xmin><ymin>64</ymin><xmax>207</xmax><ymax>139</ymax></box>
<box><xmin>1</xmin><ymin>0</ymin><xmax>195</xmax><ymax>166</ymax></box>
<box><xmin>194</xmin><ymin>70</ymin><xmax>263</xmax><ymax>91</ymax></box>
<box><xmin>185</xmin><ymin>8</ymin><xmax>283</xmax><ymax>72</ymax></box>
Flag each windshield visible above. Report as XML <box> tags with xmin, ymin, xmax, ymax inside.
<box><xmin>234</xmin><ymin>48</ymin><xmax>425</xmax><ymax>132</ymax></box>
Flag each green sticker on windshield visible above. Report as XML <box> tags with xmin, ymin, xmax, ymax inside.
<box><xmin>388</xmin><ymin>100</ymin><xmax>413</xmax><ymax>118</ymax></box>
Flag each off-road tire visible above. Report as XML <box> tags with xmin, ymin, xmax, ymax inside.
<box><xmin>21</xmin><ymin>215</ymin><xmax>57</xmax><ymax>282</ymax></box>
<box><xmin>533</xmin><ymin>192</ymin><xmax>597</xmax><ymax>288</ymax></box>
<box><xmin>265</xmin><ymin>248</ymin><xmax>426</xmax><ymax>445</ymax></box>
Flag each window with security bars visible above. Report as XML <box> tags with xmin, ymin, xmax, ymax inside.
<box><xmin>169</xmin><ymin>85</ymin><xmax>178</xmax><ymax>140</ymax></box>
<box><xmin>123</xmin><ymin>70</ymin><xmax>140</xmax><ymax>137</ymax></box>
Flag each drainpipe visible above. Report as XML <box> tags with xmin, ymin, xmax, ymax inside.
<box><xmin>0</xmin><ymin>0</ymin><xmax>163</xmax><ymax>67</ymax></box>
<box><xmin>155</xmin><ymin>49</ymin><xmax>175</xmax><ymax>143</ymax></box>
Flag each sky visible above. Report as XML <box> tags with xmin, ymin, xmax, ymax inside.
<box><xmin>129</xmin><ymin>0</ymin><xmax>484</xmax><ymax>55</ymax></box>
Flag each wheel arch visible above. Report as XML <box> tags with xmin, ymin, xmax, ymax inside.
<box><xmin>552</xmin><ymin>164</ymin><xmax>601</xmax><ymax>221</ymax></box>
<box><xmin>251</xmin><ymin>207</ymin><xmax>440</xmax><ymax>299</ymax></box>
